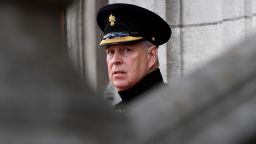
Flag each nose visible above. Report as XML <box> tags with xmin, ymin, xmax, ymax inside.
<box><xmin>112</xmin><ymin>52</ymin><xmax>123</xmax><ymax>65</ymax></box>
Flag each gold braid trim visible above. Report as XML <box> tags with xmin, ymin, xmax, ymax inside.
<box><xmin>99</xmin><ymin>36</ymin><xmax>143</xmax><ymax>46</ymax></box>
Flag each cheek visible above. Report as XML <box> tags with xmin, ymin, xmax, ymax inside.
<box><xmin>128</xmin><ymin>56</ymin><xmax>148</xmax><ymax>76</ymax></box>
<box><xmin>106</xmin><ymin>57</ymin><xmax>113</xmax><ymax>67</ymax></box>
<box><xmin>106</xmin><ymin>60</ymin><xmax>112</xmax><ymax>77</ymax></box>
<box><xmin>106</xmin><ymin>59</ymin><xmax>111</xmax><ymax>69</ymax></box>
<box><xmin>137</xmin><ymin>54</ymin><xmax>149</xmax><ymax>68</ymax></box>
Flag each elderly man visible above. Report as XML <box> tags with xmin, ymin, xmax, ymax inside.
<box><xmin>97</xmin><ymin>3</ymin><xmax>171</xmax><ymax>108</ymax></box>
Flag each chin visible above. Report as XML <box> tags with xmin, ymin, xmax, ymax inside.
<box><xmin>113</xmin><ymin>83</ymin><xmax>129</xmax><ymax>92</ymax></box>
<box><xmin>115</xmin><ymin>86</ymin><xmax>129</xmax><ymax>92</ymax></box>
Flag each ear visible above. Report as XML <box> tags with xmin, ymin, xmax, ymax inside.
<box><xmin>147</xmin><ymin>46</ymin><xmax>158</xmax><ymax>70</ymax></box>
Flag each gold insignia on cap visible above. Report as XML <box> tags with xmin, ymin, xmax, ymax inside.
<box><xmin>152</xmin><ymin>37</ymin><xmax>156</xmax><ymax>41</ymax></box>
<box><xmin>109</xmin><ymin>14</ymin><xmax>116</xmax><ymax>26</ymax></box>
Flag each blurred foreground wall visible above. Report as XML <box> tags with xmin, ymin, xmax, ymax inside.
<box><xmin>1</xmin><ymin>1</ymin><xmax>256</xmax><ymax>144</ymax></box>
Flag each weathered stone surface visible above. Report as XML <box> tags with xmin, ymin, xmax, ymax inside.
<box><xmin>182</xmin><ymin>0</ymin><xmax>221</xmax><ymax>25</ymax></box>
<box><xmin>167</xmin><ymin>0</ymin><xmax>181</xmax><ymax>26</ymax></box>
<box><xmin>167</xmin><ymin>0</ymin><xmax>256</xmax><ymax>81</ymax></box>
<box><xmin>222</xmin><ymin>18</ymin><xmax>246</xmax><ymax>49</ymax></box>
<box><xmin>167</xmin><ymin>27</ymin><xmax>182</xmax><ymax>81</ymax></box>
<box><xmin>182</xmin><ymin>24</ymin><xmax>224</xmax><ymax>74</ymax></box>
<box><xmin>222</xmin><ymin>0</ymin><xmax>245</xmax><ymax>19</ymax></box>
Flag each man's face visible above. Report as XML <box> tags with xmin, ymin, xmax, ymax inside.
<box><xmin>105</xmin><ymin>41</ymin><xmax>155</xmax><ymax>92</ymax></box>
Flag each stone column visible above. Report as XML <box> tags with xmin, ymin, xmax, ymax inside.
<box><xmin>66</xmin><ymin>0</ymin><xmax>108</xmax><ymax>94</ymax></box>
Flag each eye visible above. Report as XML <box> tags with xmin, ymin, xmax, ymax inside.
<box><xmin>124</xmin><ymin>47</ymin><xmax>131</xmax><ymax>53</ymax></box>
<box><xmin>106</xmin><ymin>50</ymin><xmax>114</xmax><ymax>57</ymax></box>
<box><xmin>122</xmin><ymin>47</ymin><xmax>133</xmax><ymax>56</ymax></box>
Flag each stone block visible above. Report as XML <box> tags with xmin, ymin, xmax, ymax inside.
<box><xmin>167</xmin><ymin>27</ymin><xmax>182</xmax><ymax>82</ymax></box>
<box><xmin>252</xmin><ymin>15</ymin><xmax>256</xmax><ymax>29</ymax></box>
<box><xmin>253</xmin><ymin>17</ymin><xmax>256</xmax><ymax>31</ymax></box>
<box><xmin>109</xmin><ymin>0</ymin><xmax>166</xmax><ymax>19</ymax></box>
<box><xmin>182</xmin><ymin>24</ymin><xmax>224</xmax><ymax>74</ymax></box>
<box><xmin>167</xmin><ymin>0</ymin><xmax>181</xmax><ymax>26</ymax></box>
<box><xmin>222</xmin><ymin>18</ymin><xmax>246</xmax><ymax>49</ymax></box>
<box><xmin>245</xmin><ymin>18</ymin><xmax>253</xmax><ymax>37</ymax></box>
<box><xmin>158</xmin><ymin>44</ymin><xmax>168</xmax><ymax>82</ymax></box>
<box><xmin>182</xmin><ymin>0</ymin><xmax>222</xmax><ymax>25</ymax></box>
<box><xmin>222</xmin><ymin>0</ymin><xmax>245</xmax><ymax>19</ymax></box>
<box><xmin>245</xmin><ymin>0</ymin><xmax>253</xmax><ymax>16</ymax></box>
<box><xmin>252</xmin><ymin>0</ymin><xmax>256</xmax><ymax>13</ymax></box>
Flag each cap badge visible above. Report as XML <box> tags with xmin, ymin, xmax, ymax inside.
<box><xmin>109</xmin><ymin>14</ymin><xmax>116</xmax><ymax>26</ymax></box>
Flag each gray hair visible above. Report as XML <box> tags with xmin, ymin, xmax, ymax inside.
<box><xmin>143</xmin><ymin>40</ymin><xmax>160</xmax><ymax>67</ymax></box>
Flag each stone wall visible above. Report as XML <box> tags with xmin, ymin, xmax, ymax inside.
<box><xmin>168</xmin><ymin>0</ymin><xmax>256</xmax><ymax>80</ymax></box>
<box><xmin>66</xmin><ymin>0</ymin><xmax>108</xmax><ymax>95</ymax></box>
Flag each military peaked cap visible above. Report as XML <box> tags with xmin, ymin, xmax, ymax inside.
<box><xmin>97</xmin><ymin>3</ymin><xmax>171</xmax><ymax>47</ymax></box>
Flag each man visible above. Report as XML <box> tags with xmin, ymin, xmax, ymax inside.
<box><xmin>97</xmin><ymin>3</ymin><xmax>171</xmax><ymax>108</ymax></box>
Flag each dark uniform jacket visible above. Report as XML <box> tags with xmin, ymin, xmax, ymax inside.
<box><xmin>115</xmin><ymin>68</ymin><xmax>164</xmax><ymax>110</ymax></box>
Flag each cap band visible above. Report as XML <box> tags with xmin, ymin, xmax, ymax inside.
<box><xmin>99</xmin><ymin>36</ymin><xmax>143</xmax><ymax>46</ymax></box>
<box><xmin>99</xmin><ymin>32</ymin><xmax>144</xmax><ymax>46</ymax></box>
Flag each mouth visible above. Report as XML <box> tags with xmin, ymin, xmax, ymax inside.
<box><xmin>113</xmin><ymin>71</ymin><xmax>126</xmax><ymax>75</ymax></box>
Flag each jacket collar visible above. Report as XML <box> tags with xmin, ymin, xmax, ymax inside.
<box><xmin>117</xmin><ymin>68</ymin><xmax>164</xmax><ymax>105</ymax></box>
